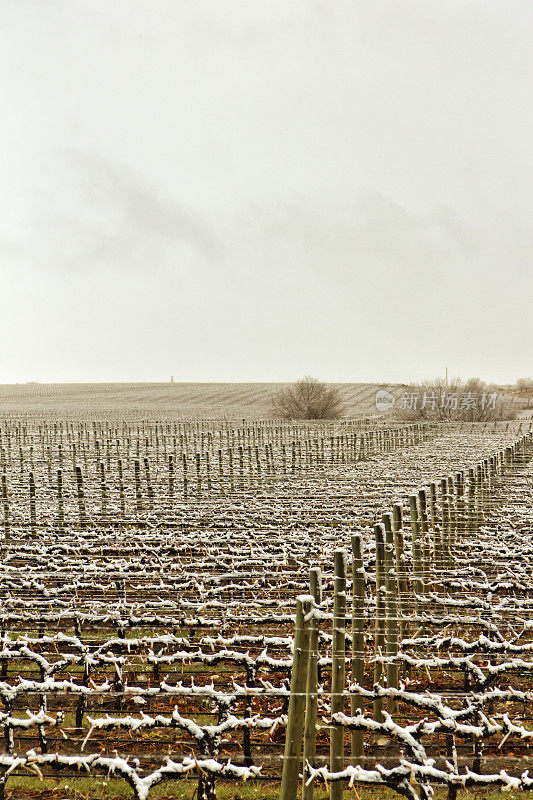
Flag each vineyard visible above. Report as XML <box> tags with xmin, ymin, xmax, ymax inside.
<box><xmin>0</xmin><ymin>413</ymin><xmax>531</xmax><ymax>799</ymax></box>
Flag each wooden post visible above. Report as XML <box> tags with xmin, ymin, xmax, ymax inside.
<box><xmin>408</xmin><ymin>495</ymin><xmax>423</xmax><ymax>603</ymax></box>
<box><xmin>418</xmin><ymin>489</ymin><xmax>430</xmax><ymax>586</ymax></box>
<box><xmin>168</xmin><ymin>454</ymin><xmax>174</xmax><ymax>498</ymax></box>
<box><xmin>195</xmin><ymin>452</ymin><xmax>201</xmax><ymax>496</ymax></box>
<box><xmin>303</xmin><ymin>568</ymin><xmax>322</xmax><ymax>800</ymax></box>
<box><xmin>383</xmin><ymin>513</ymin><xmax>399</xmax><ymax>712</ymax></box>
<box><xmin>428</xmin><ymin>483</ymin><xmax>438</xmax><ymax>560</ymax></box>
<box><xmin>75</xmin><ymin>466</ymin><xmax>87</xmax><ymax>528</ymax></box>
<box><xmin>29</xmin><ymin>471</ymin><xmax>36</xmax><ymax>532</ymax></box>
<box><xmin>331</xmin><ymin>549</ymin><xmax>347</xmax><ymax>800</ymax></box>
<box><xmin>351</xmin><ymin>533</ymin><xmax>365</xmax><ymax>763</ymax></box>
<box><xmin>392</xmin><ymin>503</ymin><xmax>408</xmax><ymax>645</ymax></box>
<box><xmin>447</xmin><ymin>476</ymin><xmax>456</xmax><ymax>552</ymax></box>
<box><xmin>134</xmin><ymin>460</ymin><xmax>142</xmax><ymax>512</ymax></box>
<box><xmin>373</xmin><ymin>525</ymin><xmax>386</xmax><ymax>723</ymax></box>
<box><xmin>57</xmin><ymin>469</ymin><xmax>64</xmax><ymax>530</ymax></box>
<box><xmin>280</xmin><ymin>595</ymin><xmax>313</xmax><ymax>800</ymax></box>
<box><xmin>100</xmin><ymin>462</ymin><xmax>107</xmax><ymax>519</ymax></box>
<box><xmin>440</xmin><ymin>478</ymin><xmax>450</xmax><ymax>565</ymax></box>
<box><xmin>2</xmin><ymin>473</ymin><xmax>9</xmax><ymax>541</ymax></box>
<box><xmin>183</xmin><ymin>453</ymin><xmax>188</xmax><ymax>500</ymax></box>
<box><xmin>229</xmin><ymin>448</ymin><xmax>235</xmax><ymax>493</ymax></box>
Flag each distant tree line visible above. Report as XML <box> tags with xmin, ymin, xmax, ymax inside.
<box><xmin>395</xmin><ymin>377</ymin><xmax>516</xmax><ymax>422</ymax></box>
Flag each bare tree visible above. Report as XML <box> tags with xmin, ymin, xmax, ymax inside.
<box><xmin>516</xmin><ymin>377</ymin><xmax>533</xmax><ymax>395</ymax></box>
<box><xmin>270</xmin><ymin>376</ymin><xmax>344</xmax><ymax>420</ymax></box>
<box><xmin>394</xmin><ymin>376</ymin><xmax>516</xmax><ymax>422</ymax></box>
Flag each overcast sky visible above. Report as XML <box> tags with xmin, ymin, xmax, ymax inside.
<box><xmin>1</xmin><ymin>1</ymin><xmax>531</xmax><ymax>384</ymax></box>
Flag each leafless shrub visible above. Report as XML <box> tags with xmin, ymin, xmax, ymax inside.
<box><xmin>516</xmin><ymin>377</ymin><xmax>533</xmax><ymax>395</ymax></box>
<box><xmin>270</xmin><ymin>376</ymin><xmax>344</xmax><ymax>420</ymax></box>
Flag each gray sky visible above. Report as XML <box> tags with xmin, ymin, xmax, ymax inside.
<box><xmin>1</xmin><ymin>0</ymin><xmax>531</xmax><ymax>384</ymax></box>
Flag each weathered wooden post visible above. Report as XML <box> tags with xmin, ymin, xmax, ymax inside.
<box><xmin>100</xmin><ymin>462</ymin><xmax>107</xmax><ymax>519</ymax></box>
<box><xmin>2</xmin><ymin>473</ymin><xmax>9</xmax><ymax>541</ymax></box>
<box><xmin>117</xmin><ymin>459</ymin><xmax>126</xmax><ymax>519</ymax></box>
<box><xmin>418</xmin><ymin>489</ymin><xmax>430</xmax><ymax>586</ymax></box>
<box><xmin>75</xmin><ymin>466</ymin><xmax>87</xmax><ymax>528</ymax></box>
<box><xmin>467</xmin><ymin>468</ymin><xmax>476</xmax><ymax>536</ymax></box>
<box><xmin>228</xmin><ymin>448</ymin><xmax>235</xmax><ymax>493</ymax></box>
<box><xmin>195</xmin><ymin>452</ymin><xmax>201</xmax><ymax>496</ymax></box>
<box><xmin>428</xmin><ymin>482</ymin><xmax>438</xmax><ymax>559</ymax></box>
<box><xmin>57</xmin><ymin>469</ymin><xmax>64</xmax><ymax>530</ymax></box>
<box><xmin>391</xmin><ymin>502</ymin><xmax>407</xmax><ymax>614</ymax></box>
<box><xmin>373</xmin><ymin>525</ymin><xmax>386</xmax><ymax>723</ymax></box>
<box><xmin>331</xmin><ymin>548</ymin><xmax>347</xmax><ymax>800</ymax></box>
<box><xmin>218</xmin><ymin>448</ymin><xmax>224</xmax><ymax>494</ymax></box>
<box><xmin>134</xmin><ymin>460</ymin><xmax>142</xmax><ymax>512</ymax></box>
<box><xmin>168</xmin><ymin>454</ymin><xmax>174</xmax><ymax>498</ymax></box>
<box><xmin>280</xmin><ymin>595</ymin><xmax>313</xmax><ymax>800</ymax></box>
<box><xmin>447</xmin><ymin>475</ymin><xmax>456</xmax><ymax>551</ymax></box>
<box><xmin>440</xmin><ymin>477</ymin><xmax>450</xmax><ymax>564</ymax></box>
<box><xmin>28</xmin><ymin>470</ymin><xmax>36</xmax><ymax>533</ymax></box>
<box><xmin>351</xmin><ymin>533</ymin><xmax>365</xmax><ymax>763</ymax></box>
<box><xmin>303</xmin><ymin>568</ymin><xmax>322</xmax><ymax>800</ymax></box>
<box><xmin>383</xmin><ymin>513</ymin><xmax>399</xmax><ymax>712</ymax></box>
<box><xmin>408</xmin><ymin>495</ymin><xmax>423</xmax><ymax>601</ymax></box>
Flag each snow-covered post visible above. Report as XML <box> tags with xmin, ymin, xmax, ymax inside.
<box><xmin>331</xmin><ymin>548</ymin><xmax>347</xmax><ymax>800</ymax></box>
<box><xmin>303</xmin><ymin>567</ymin><xmax>322</xmax><ymax>800</ymax></box>
<box><xmin>351</xmin><ymin>533</ymin><xmax>365</xmax><ymax>763</ymax></box>
<box><xmin>280</xmin><ymin>594</ymin><xmax>313</xmax><ymax>800</ymax></box>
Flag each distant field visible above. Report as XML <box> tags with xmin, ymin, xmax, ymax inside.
<box><xmin>0</xmin><ymin>381</ymin><xmax>406</xmax><ymax>418</ymax></box>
